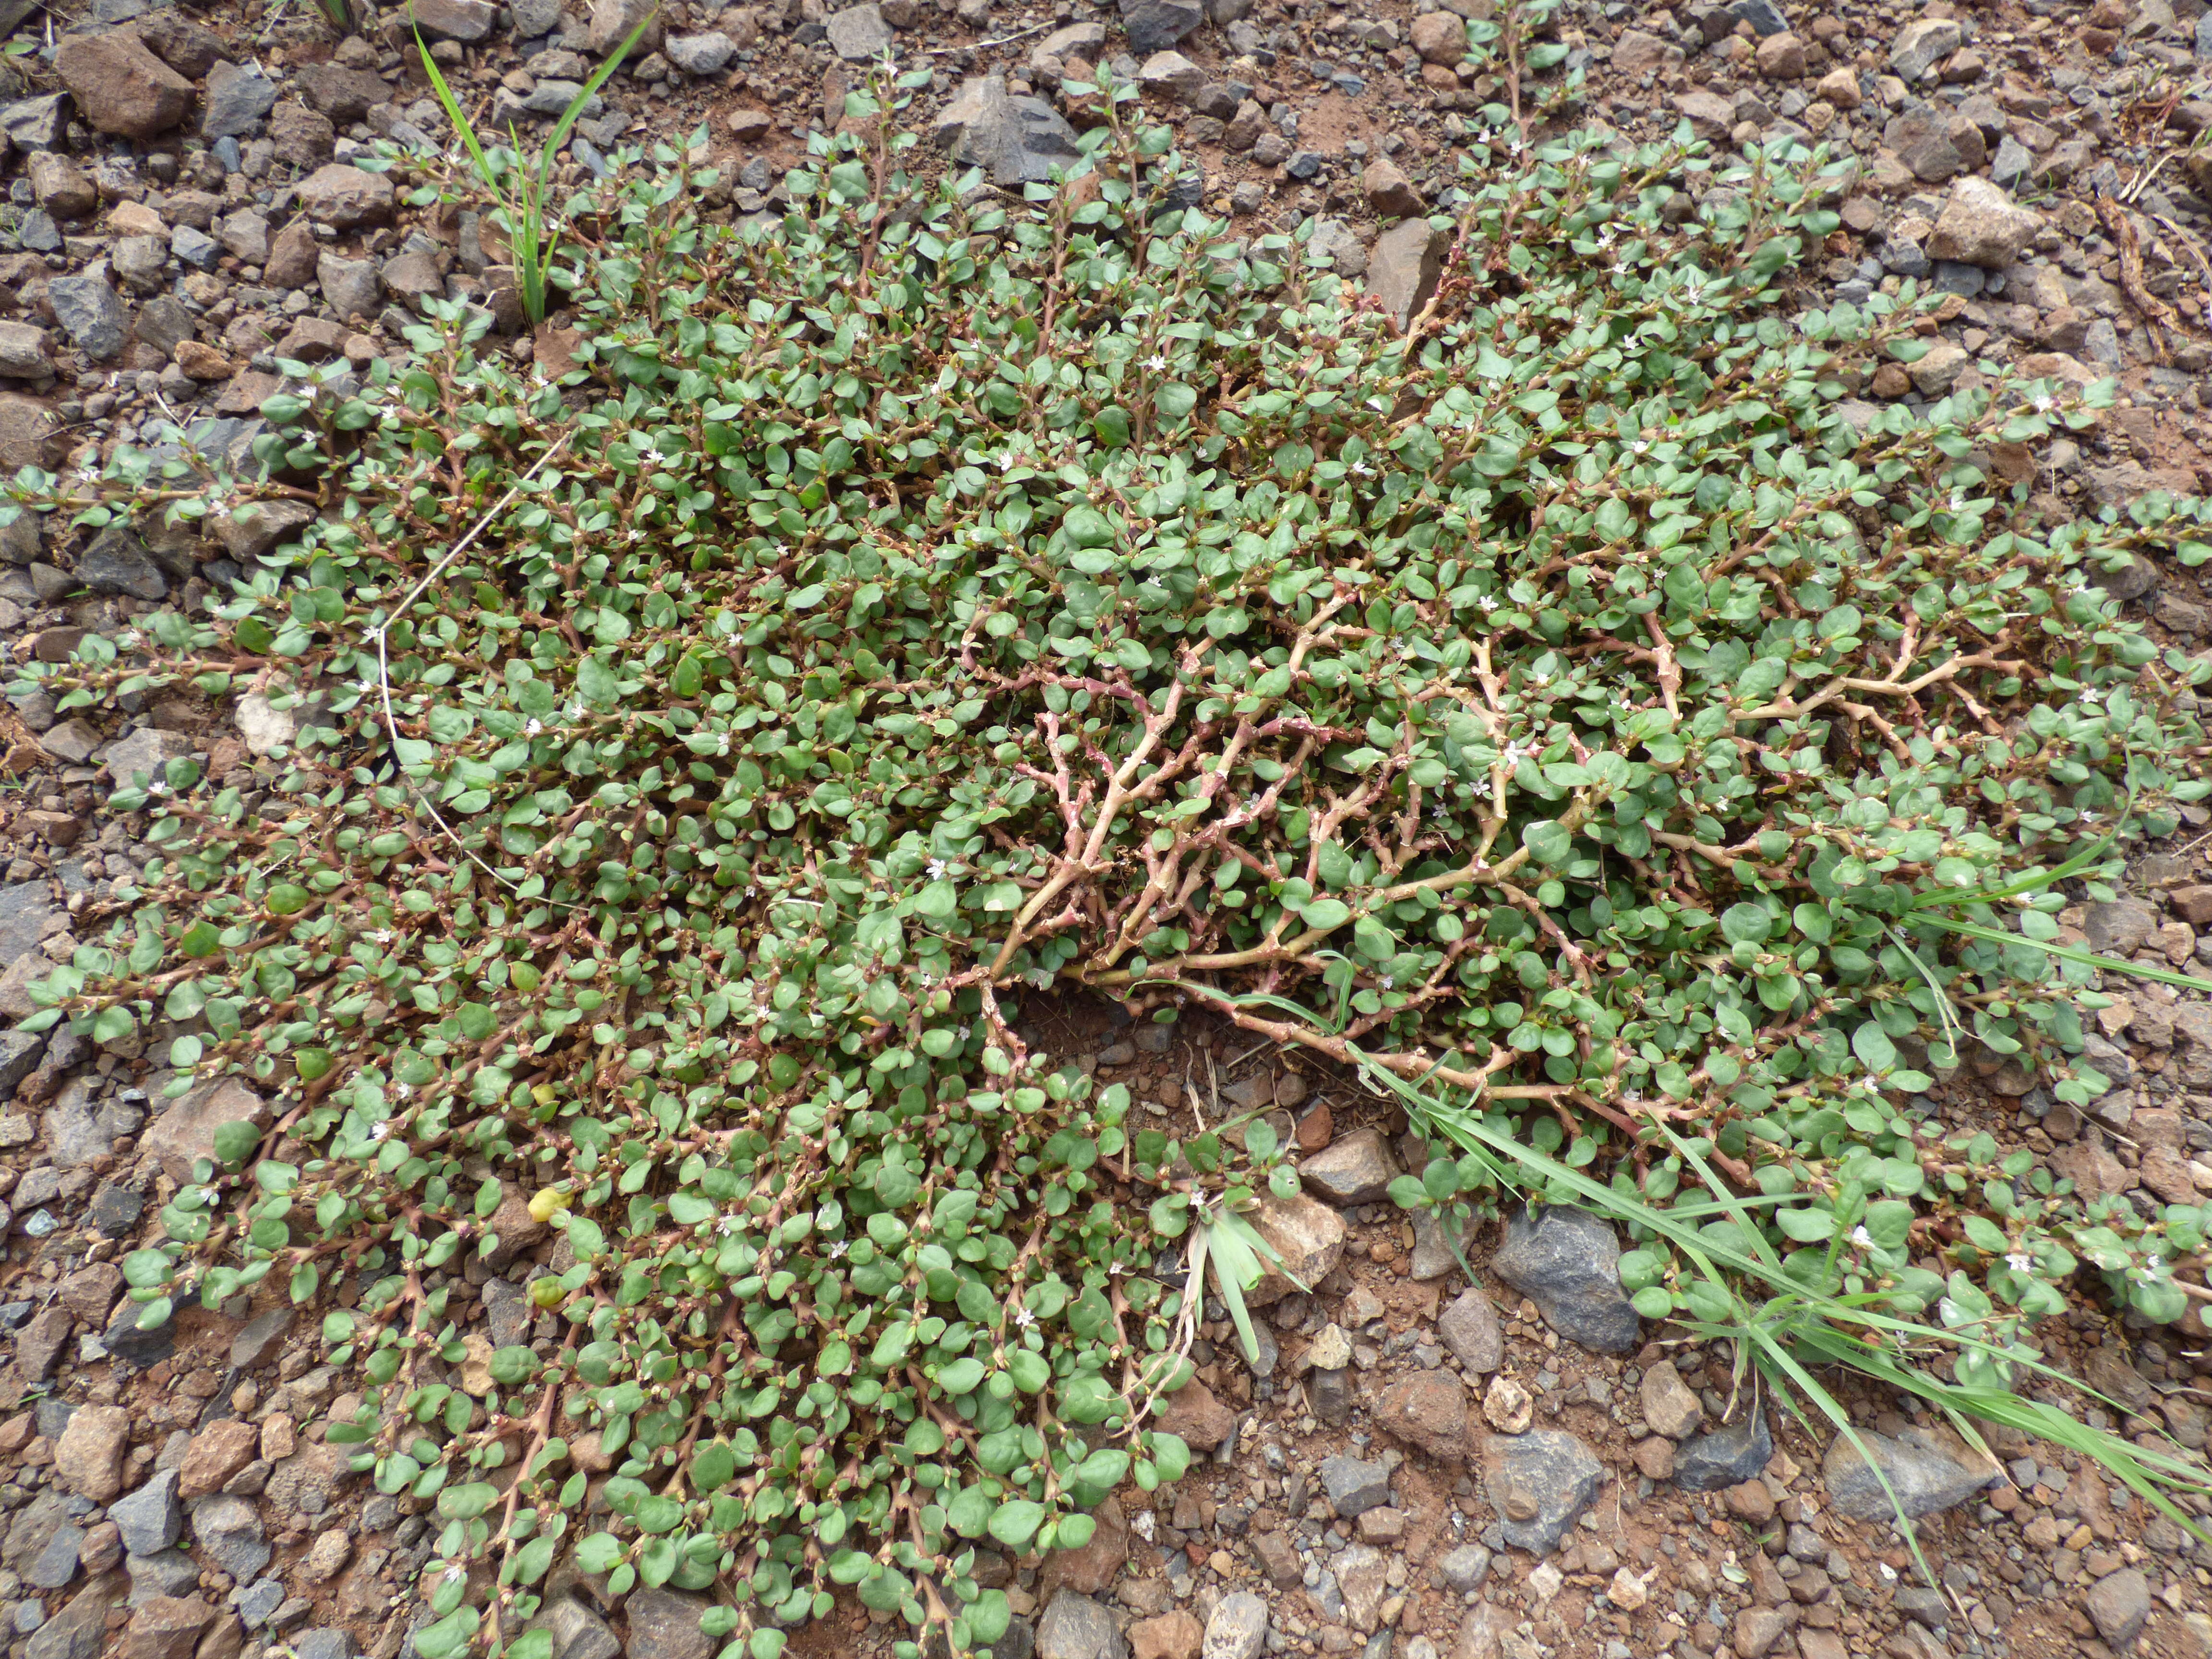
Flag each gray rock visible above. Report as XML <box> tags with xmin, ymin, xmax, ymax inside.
<box><xmin>127</xmin><ymin>1548</ymin><xmax>200</xmax><ymax>1606</ymax></box>
<box><xmin>1893</xmin><ymin>1587</ymin><xmax>1948</xmax><ymax>1629</ymax></box>
<box><xmin>170</xmin><ymin>225</ymin><xmax>219</xmax><ymax>270</ymax></box>
<box><xmin>74</xmin><ymin>525</ymin><xmax>165</xmax><ymax>600</ymax></box>
<box><xmin>0</xmin><ymin>882</ymin><xmax>54</xmax><ymax>968</ymax></box>
<box><xmin>1490</xmin><ymin>1206</ymin><xmax>1640</xmax><ymax>1353</ymax></box>
<box><xmin>187</xmin><ymin>1494</ymin><xmax>270</xmax><ymax>1581</ymax></box>
<box><xmin>109</xmin><ymin>1471</ymin><xmax>181</xmax><ymax>1558</ymax></box>
<box><xmin>223</xmin><ymin>1309</ymin><xmax>288</xmax><ymax>1371</ymax></box>
<box><xmin>1819</xmin><ymin>1427</ymin><xmax>1995</xmax><ymax>1520</ymax></box>
<box><xmin>103</xmin><ymin>726</ymin><xmax>192</xmax><ymax>791</ymax></box>
<box><xmin>1731</xmin><ymin>0</ymin><xmax>1787</xmax><ymax>34</ymax></box>
<box><xmin>0</xmin><ymin>1029</ymin><xmax>45</xmax><ymax>1093</ymax></box>
<box><xmin>826</xmin><ymin>2</ymin><xmax>892</xmax><ymax>58</ymax></box>
<box><xmin>483</xmin><ymin>1278</ymin><xmax>533</xmax><ymax>1348</ymax></box>
<box><xmin>932</xmin><ymin>74</ymin><xmax>1082</xmax><ymax>187</ymax></box>
<box><xmin>665</xmin><ymin>30</ymin><xmax>734</xmax><ymax>73</ymax></box>
<box><xmin>1037</xmin><ymin>1593</ymin><xmax>1127</xmax><ymax>1659</ymax></box>
<box><xmin>47</xmin><ymin>275</ymin><xmax>128</xmax><ymax>361</ymax></box>
<box><xmin>1318</xmin><ymin>1454</ymin><xmax>1391</xmax><ymax>1518</ymax></box>
<box><xmin>1300</xmin><ymin>1127</ymin><xmax>1399</xmax><ymax>1205</ymax></box>
<box><xmin>1486</xmin><ymin>1429</ymin><xmax>1603</xmax><ymax>1554</ymax></box>
<box><xmin>1120</xmin><ymin>0</ymin><xmax>1203</xmax><ymax>52</ymax></box>
<box><xmin>2085</xmin><ymin>899</ymin><xmax>2159</xmax><ymax>956</ymax></box>
<box><xmin>111</xmin><ymin>235</ymin><xmax>168</xmax><ymax>296</ymax></box>
<box><xmin>28</xmin><ymin>1523</ymin><xmax>83</xmax><ymax>1589</ymax></box>
<box><xmin>1408</xmin><ymin>1210</ymin><xmax>1473</xmax><ymax>1280</ymax></box>
<box><xmin>1674</xmin><ymin>1408</ymin><xmax>1773</xmax><ymax>1492</ymax></box>
<box><xmin>1990</xmin><ymin>136</ymin><xmax>2033</xmax><ymax>190</ymax></box>
<box><xmin>1888</xmin><ymin>17</ymin><xmax>1960</xmax><ymax>80</ymax></box>
<box><xmin>202</xmin><ymin>62</ymin><xmax>277</xmax><ymax>140</ymax></box>
<box><xmin>233</xmin><ymin>1579</ymin><xmax>286</xmax><ymax>1630</ymax></box>
<box><xmin>1436</xmin><ymin>1544</ymin><xmax>1491</xmax><ymax>1592</ymax></box>
<box><xmin>539</xmin><ymin>1596</ymin><xmax>621</xmax><ymax>1659</ymax></box>
<box><xmin>1202</xmin><ymin>1593</ymin><xmax>1267</xmax><ymax>1659</ymax></box>
<box><xmin>623</xmin><ymin>1587</ymin><xmax>712</xmax><ymax>1659</ymax></box>
<box><xmin>2089</xmin><ymin>554</ymin><xmax>2157</xmax><ymax>604</ymax></box>
<box><xmin>293</xmin><ymin>1633</ymin><xmax>355</xmax><ymax>1659</ymax></box>
<box><xmin>25</xmin><ymin>1577</ymin><xmax>112</xmax><ymax>1659</ymax></box>
<box><xmin>102</xmin><ymin>1300</ymin><xmax>175</xmax><ymax>1368</ymax></box>
<box><xmin>1438</xmin><ymin>1288</ymin><xmax>1503</xmax><ymax>1374</ymax></box>
<box><xmin>0</xmin><ymin>94</ymin><xmax>72</xmax><ymax>153</ymax></box>
<box><xmin>2085</xmin><ymin>1568</ymin><xmax>2150</xmax><ymax>1650</ymax></box>
<box><xmin>318</xmin><ymin>252</ymin><xmax>384</xmax><ymax>322</ymax></box>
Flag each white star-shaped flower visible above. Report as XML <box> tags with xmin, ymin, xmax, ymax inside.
<box><xmin>526</xmin><ymin>719</ymin><xmax>542</xmax><ymax>735</ymax></box>
<box><xmin>1851</xmin><ymin>1226</ymin><xmax>1873</xmax><ymax>1247</ymax></box>
<box><xmin>927</xmin><ymin>858</ymin><xmax>947</xmax><ymax>878</ymax></box>
<box><xmin>2005</xmin><ymin>1252</ymin><xmax>2032</xmax><ymax>1273</ymax></box>
<box><xmin>1013</xmin><ymin>1306</ymin><xmax>1035</xmax><ymax>1328</ymax></box>
<box><xmin>370</xmin><ymin>1122</ymin><xmax>390</xmax><ymax>1141</ymax></box>
<box><xmin>827</xmin><ymin>1239</ymin><xmax>848</xmax><ymax>1257</ymax></box>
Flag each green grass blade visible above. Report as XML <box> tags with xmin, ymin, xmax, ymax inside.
<box><xmin>1924</xmin><ymin>916</ymin><xmax>2212</xmax><ymax>993</ymax></box>
<box><xmin>415</xmin><ymin>32</ymin><xmax>497</xmax><ymax>187</ymax></box>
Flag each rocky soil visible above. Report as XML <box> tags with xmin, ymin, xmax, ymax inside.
<box><xmin>1</xmin><ymin>0</ymin><xmax>2212</xmax><ymax>1658</ymax></box>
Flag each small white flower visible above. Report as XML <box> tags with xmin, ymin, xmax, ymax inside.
<box><xmin>1144</xmin><ymin>354</ymin><xmax>1166</xmax><ymax>371</ymax></box>
<box><xmin>145</xmin><ymin>779</ymin><xmax>168</xmax><ymax>797</ymax></box>
<box><xmin>1477</xmin><ymin>593</ymin><xmax>1499</xmax><ymax>612</ymax></box>
<box><xmin>637</xmin><ymin>445</ymin><xmax>667</xmax><ymax>469</ymax></box>
<box><xmin>373</xmin><ymin>929</ymin><xmax>394</xmax><ymax>944</ymax></box>
<box><xmin>565</xmin><ymin>702</ymin><xmax>584</xmax><ymax>721</ymax></box>
<box><xmin>2006</xmin><ymin>1252</ymin><xmax>2033</xmax><ymax>1273</ymax></box>
<box><xmin>395</xmin><ymin>1082</ymin><xmax>413</xmax><ymax>1099</ymax></box>
<box><xmin>1013</xmin><ymin>1306</ymin><xmax>1035</xmax><ymax>1328</ymax></box>
<box><xmin>370</xmin><ymin>1122</ymin><xmax>391</xmax><ymax>1141</ymax></box>
<box><xmin>443</xmin><ymin>1566</ymin><xmax>467</xmax><ymax>1587</ymax></box>
<box><xmin>1631</xmin><ymin>440</ymin><xmax>1649</xmax><ymax>455</ymax></box>
<box><xmin>1380</xmin><ymin>976</ymin><xmax>1393</xmax><ymax>989</ymax></box>
<box><xmin>827</xmin><ymin>1239</ymin><xmax>848</xmax><ymax>1258</ymax></box>
<box><xmin>1850</xmin><ymin>1226</ymin><xmax>1874</xmax><ymax>1248</ymax></box>
<box><xmin>927</xmin><ymin>858</ymin><xmax>948</xmax><ymax>878</ymax></box>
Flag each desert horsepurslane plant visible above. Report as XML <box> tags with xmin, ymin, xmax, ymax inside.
<box><xmin>10</xmin><ymin>53</ymin><xmax>2212</xmax><ymax>1659</ymax></box>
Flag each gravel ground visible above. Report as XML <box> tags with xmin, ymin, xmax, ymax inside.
<box><xmin>1</xmin><ymin>0</ymin><xmax>2212</xmax><ymax>1657</ymax></box>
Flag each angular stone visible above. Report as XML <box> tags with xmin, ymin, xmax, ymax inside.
<box><xmin>1130</xmin><ymin>1611</ymin><xmax>1202</xmax><ymax>1659</ymax></box>
<box><xmin>1436</xmin><ymin>1544</ymin><xmax>1492</xmax><ymax>1593</ymax></box>
<box><xmin>48</xmin><ymin>274</ymin><xmax>128</xmax><ymax>361</ymax></box>
<box><xmin>202</xmin><ymin>62</ymin><xmax>277</xmax><ymax>140</ymax></box>
<box><xmin>109</xmin><ymin>1472</ymin><xmax>182</xmax><ymax>1558</ymax></box>
<box><xmin>1438</xmin><ymin>1287</ymin><xmax>1503</xmax><ymax>1374</ymax></box>
<box><xmin>1244</xmin><ymin>1190</ymin><xmax>1345</xmax><ymax>1305</ymax></box>
<box><xmin>270</xmin><ymin>101</ymin><xmax>336</xmax><ymax>168</ymax></box>
<box><xmin>589</xmin><ymin>0</ymin><xmax>662</xmax><ymax>53</ymax></box>
<box><xmin>54</xmin><ymin>1403</ymin><xmax>129</xmax><ymax>1502</ymax></box>
<box><xmin>1299</xmin><ymin>1126</ymin><xmax>1400</xmax><ymax>1205</ymax></box>
<box><xmin>2085</xmin><ymin>898</ymin><xmax>2160</xmax><ymax>956</ymax></box>
<box><xmin>536</xmin><ymin>1597</ymin><xmax>620</xmax><ymax>1659</ymax></box>
<box><xmin>229</xmin><ymin>1307</ymin><xmax>293</xmax><ymax>1371</ymax></box>
<box><xmin>1674</xmin><ymin>1407</ymin><xmax>1773</xmax><ymax>1492</ymax></box>
<box><xmin>1318</xmin><ymin>1454</ymin><xmax>1391</xmax><ymax>1517</ymax></box>
<box><xmin>1638</xmin><ymin>1360</ymin><xmax>1704</xmax><ymax>1439</ymax></box>
<box><xmin>1884</xmin><ymin>110</ymin><xmax>1966</xmax><ymax>183</ymax></box>
<box><xmin>1333</xmin><ymin>1543</ymin><xmax>1388</xmax><ymax>1631</ymax></box>
<box><xmin>136</xmin><ymin>13</ymin><xmax>226</xmax><ymax>76</ymax></box>
<box><xmin>827</xmin><ymin>3</ymin><xmax>892</xmax><ymax>57</ymax></box>
<box><xmin>55</xmin><ymin>29</ymin><xmax>194</xmax><ymax>139</ymax></box>
<box><xmin>1484</xmin><ymin>1429</ymin><xmax>1603</xmax><ymax>1554</ymax></box>
<box><xmin>1410</xmin><ymin>11</ymin><xmax>1465</xmax><ymax>63</ymax></box>
<box><xmin>1889</xmin><ymin>18</ymin><xmax>1960</xmax><ymax>80</ymax></box>
<box><xmin>933</xmin><ymin>74</ymin><xmax>1082</xmax><ymax>188</ymax></box>
<box><xmin>613</xmin><ymin>1591</ymin><xmax>708</xmax><ymax>1659</ymax></box>
<box><xmin>2085</xmin><ymin>1568</ymin><xmax>2150</xmax><ymax>1650</ymax></box>
<box><xmin>296</xmin><ymin>165</ymin><xmax>396</xmax><ymax>228</ymax></box>
<box><xmin>295</xmin><ymin>64</ymin><xmax>390</xmax><ymax>124</ymax></box>
<box><xmin>665</xmin><ymin>31</ymin><xmax>735</xmax><ymax>73</ymax></box>
<box><xmin>1734</xmin><ymin>1606</ymin><xmax>1790</xmax><ymax>1659</ymax></box>
<box><xmin>120</xmin><ymin>1595</ymin><xmax>211</xmax><ymax>1659</ymax></box>
<box><xmin>1490</xmin><ymin>1206</ymin><xmax>1640</xmax><ymax>1353</ymax></box>
<box><xmin>28</xmin><ymin>155</ymin><xmax>97</xmax><ymax>220</ymax></box>
<box><xmin>144</xmin><ymin>1077</ymin><xmax>265</xmax><ymax>1185</ymax></box>
<box><xmin>407</xmin><ymin>0</ymin><xmax>499</xmax><ymax>40</ymax></box>
<box><xmin>1481</xmin><ymin>1373</ymin><xmax>1532</xmax><ymax>1435</ymax></box>
<box><xmin>1038</xmin><ymin>1593</ymin><xmax>1127</xmax><ymax>1659</ymax></box>
<box><xmin>75</xmin><ymin>525</ymin><xmax>165</xmax><ymax>600</ymax></box>
<box><xmin>1926</xmin><ymin>177</ymin><xmax>2038</xmax><ymax>268</ymax></box>
<box><xmin>1820</xmin><ymin>1426</ymin><xmax>1996</xmax><ymax>1519</ymax></box>
<box><xmin>1154</xmin><ymin>1379</ymin><xmax>1235</xmax><ymax>1450</ymax></box>
<box><xmin>1120</xmin><ymin>0</ymin><xmax>1203</xmax><ymax>52</ymax></box>
<box><xmin>1376</xmin><ymin>1371</ymin><xmax>1473</xmax><ymax>1462</ymax></box>
<box><xmin>0</xmin><ymin>94</ymin><xmax>72</xmax><ymax>152</ymax></box>
<box><xmin>27</xmin><ymin>1574</ymin><xmax>122</xmax><ymax>1659</ymax></box>
<box><xmin>1367</xmin><ymin>216</ymin><xmax>1444</xmax><ymax>328</ymax></box>
<box><xmin>0</xmin><ymin>318</ymin><xmax>51</xmax><ymax>378</ymax></box>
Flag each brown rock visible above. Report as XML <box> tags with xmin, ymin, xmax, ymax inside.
<box><xmin>1361</xmin><ymin>157</ymin><xmax>1423</xmax><ymax>219</ymax></box>
<box><xmin>1639</xmin><ymin>1359</ymin><xmax>1704</xmax><ymax>1439</ymax></box>
<box><xmin>122</xmin><ymin>1596</ymin><xmax>214</xmax><ymax>1659</ymax></box>
<box><xmin>1375</xmin><ymin>1370</ymin><xmax>1474</xmax><ymax>1462</ymax></box>
<box><xmin>173</xmin><ymin>341</ymin><xmax>233</xmax><ymax>381</ymax></box>
<box><xmin>1154</xmin><ymin>1380</ymin><xmax>1236</xmax><ymax>1450</ymax></box>
<box><xmin>264</xmin><ymin>220</ymin><xmax>320</xmax><ymax>290</ymax></box>
<box><xmin>143</xmin><ymin>1077</ymin><xmax>267</xmax><ymax>1185</ymax></box>
<box><xmin>1038</xmin><ymin>1493</ymin><xmax>1127</xmax><ymax>1597</ymax></box>
<box><xmin>177</xmin><ymin>1419</ymin><xmax>260</xmax><ymax>1501</ymax></box>
<box><xmin>1129</xmin><ymin>1611</ymin><xmax>1203</xmax><ymax>1659</ymax></box>
<box><xmin>1409</xmin><ymin>11</ymin><xmax>1466</xmax><ymax>63</ymax></box>
<box><xmin>195</xmin><ymin>1615</ymin><xmax>245</xmax><ymax>1659</ymax></box>
<box><xmin>1754</xmin><ymin>31</ymin><xmax>1804</xmax><ymax>77</ymax></box>
<box><xmin>1632</xmin><ymin>1434</ymin><xmax>1675</xmax><ymax>1480</ymax></box>
<box><xmin>1724</xmin><ymin>1478</ymin><xmax>1777</xmax><ymax>1522</ymax></box>
<box><xmin>269</xmin><ymin>102</ymin><xmax>337</xmax><ymax>169</ymax></box>
<box><xmin>1817</xmin><ymin>66</ymin><xmax>1862</xmax><ymax>110</ymax></box>
<box><xmin>136</xmin><ymin>13</ymin><xmax>227</xmax><ymax>77</ymax></box>
<box><xmin>79</xmin><ymin>1520</ymin><xmax>123</xmax><ymax>1574</ymax></box>
<box><xmin>0</xmin><ymin>393</ymin><xmax>62</xmax><ymax>469</ymax></box>
<box><xmin>1368</xmin><ymin>216</ymin><xmax>1446</xmax><ymax>329</ymax></box>
<box><xmin>54</xmin><ymin>1403</ymin><xmax>130</xmax><ymax>1501</ymax></box>
<box><xmin>1294</xmin><ymin>1102</ymin><xmax>1333</xmax><ymax>1152</ymax></box>
<box><xmin>295</xmin><ymin>63</ymin><xmax>391</xmax><ymax>123</ymax></box>
<box><xmin>2170</xmin><ymin>884</ymin><xmax>2212</xmax><ymax>926</ymax></box>
<box><xmin>295</xmin><ymin>163</ymin><xmax>397</xmax><ymax>228</ymax></box>
<box><xmin>55</xmin><ymin>29</ymin><xmax>195</xmax><ymax>139</ymax></box>
<box><xmin>1611</xmin><ymin>29</ymin><xmax>1683</xmax><ymax>73</ymax></box>
<box><xmin>1245</xmin><ymin>1191</ymin><xmax>1346</xmax><ymax>1305</ymax></box>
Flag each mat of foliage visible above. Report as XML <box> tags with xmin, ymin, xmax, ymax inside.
<box><xmin>11</xmin><ymin>90</ymin><xmax>2212</xmax><ymax>1659</ymax></box>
